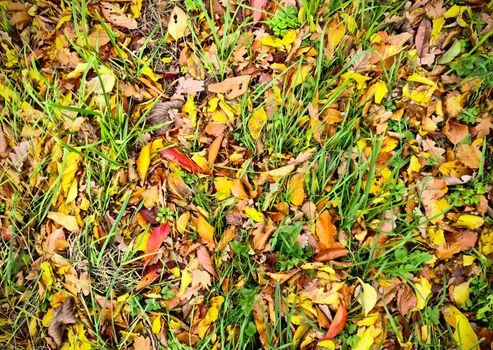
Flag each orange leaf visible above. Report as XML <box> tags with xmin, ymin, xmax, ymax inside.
<box><xmin>208</xmin><ymin>134</ymin><xmax>223</xmax><ymax>165</ymax></box>
<box><xmin>144</xmin><ymin>222</ymin><xmax>170</xmax><ymax>263</ymax></box>
<box><xmin>288</xmin><ymin>174</ymin><xmax>305</xmax><ymax>206</ymax></box>
<box><xmin>197</xmin><ymin>215</ymin><xmax>215</xmax><ymax>245</ymax></box>
<box><xmin>197</xmin><ymin>246</ymin><xmax>216</xmax><ymax>277</ymax></box>
<box><xmin>160</xmin><ymin>148</ymin><xmax>203</xmax><ymax>173</ymax></box>
<box><xmin>208</xmin><ymin>75</ymin><xmax>251</xmax><ymax>100</ymax></box>
<box><xmin>136</xmin><ymin>263</ymin><xmax>161</xmax><ymax>291</ymax></box>
<box><xmin>231</xmin><ymin>179</ymin><xmax>249</xmax><ymax>199</ymax></box>
<box><xmin>324</xmin><ymin>303</ymin><xmax>347</xmax><ymax>340</ymax></box>
<box><xmin>316</xmin><ymin>210</ymin><xmax>336</xmax><ymax>249</ymax></box>
<box><xmin>315</xmin><ymin>245</ymin><xmax>349</xmax><ymax>262</ymax></box>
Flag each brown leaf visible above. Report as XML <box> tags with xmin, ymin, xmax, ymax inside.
<box><xmin>100</xmin><ymin>2</ymin><xmax>137</xmax><ymax>29</ymax></box>
<box><xmin>0</xmin><ymin>126</ymin><xmax>8</xmax><ymax>155</ymax></box>
<box><xmin>443</xmin><ymin>120</ymin><xmax>469</xmax><ymax>145</ymax></box>
<box><xmin>208</xmin><ymin>75</ymin><xmax>251</xmax><ymax>100</ymax></box>
<box><xmin>396</xmin><ymin>284</ymin><xmax>416</xmax><ymax>315</ymax></box>
<box><xmin>172</xmin><ymin>77</ymin><xmax>205</xmax><ymax>99</ymax></box>
<box><xmin>415</xmin><ymin>18</ymin><xmax>431</xmax><ymax>59</ymax></box>
<box><xmin>48</xmin><ymin>299</ymin><xmax>76</xmax><ymax>347</ymax></box>
<box><xmin>475</xmin><ymin>117</ymin><xmax>493</xmax><ymax>137</ymax></box>
<box><xmin>457</xmin><ymin>144</ymin><xmax>481</xmax><ymax>169</ymax></box>
<box><xmin>197</xmin><ymin>245</ymin><xmax>216</xmax><ymax>277</ymax></box>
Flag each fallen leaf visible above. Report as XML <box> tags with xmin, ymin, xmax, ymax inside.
<box><xmin>48</xmin><ymin>299</ymin><xmax>76</xmax><ymax>347</ymax></box>
<box><xmin>443</xmin><ymin>305</ymin><xmax>479</xmax><ymax>350</ymax></box>
<box><xmin>373</xmin><ymin>80</ymin><xmax>388</xmax><ymax>104</ymax></box>
<box><xmin>197</xmin><ymin>215</ymin><xmax>215</xmax><ymax>245</ymax></box>
<box><xmin>208</xmin><ymin>134</ymin><xmax>223</xmax><ymax>165</ymax></box>
<box><xmin>456</xmin><ymin>214</ymin><xmax>483</xmax><ymax>229</ymax></box>
<box><xmin>443</xmin><ymin>121</ymin><xmax>469</xmax><ymax>145</ymax></box>
<box><xmin>132</xmin><ymin>335</ymin><xmax>152</xmax><ymax>350</ymax></box>
<box><xmin>196</xmin><ymin>245</ymin><xmax>216</xmax><ymax>276</ymax></box>
<box><xmin>168</xmin><ymin>6</ymin><xmax>188</xmax><ymax>40</ymax></box>
<box><xmin>100</xmin><ymin>2</ymin><xmax>137</xmax><ymax>29</ymax></box>
<box><xmin>353</xmin><ymin>326</ymin><xmax>376</xmax><ymax>350</ymax></box>
<box><xmin>359</xmin><ymin>279</ymin><xmax>378</xmax><ymax>316</ymax></box>
<box><xmin>248</xmin><ymin>107</ymin><xmax>268</xmax><ymax>140</ymax></box>
<box><xmin>250</xmin><ymin>0</ymin><xmax>267</xmax><ymax>23</ymax></box>
<box><xmin>136</xmin><ymin>263</ymin><xmax>162</xmax><ymax>291</ymax></box>
<box><xmin>316</xmin><ymin>211</ymin><xmax>336</xmax><ymax>249</ymax></box>
<box><xmin>456</xmin><ymin>144</ymin><xmax>481</xmax><ymax>169</ymax></box>
<box><xmin>414</xmin><ymin>277</ymin><xmax>432</xmax><ymax>310</ymax></box>
<box><xmin>288</xmin><ymin>174</ymin><xmax>305</xmax><ymax>206</ymax></box>
<box><xmin>137</xmin><ymin>143</ymin><xmax>151</xmax><ymax>180</ymax></box>
<box><xmin>144</xmin><ymin>222</ymin><xmax>170</xmax><ymax>263</ymax></box>
<box><xmin>324</xmin><ymin>303</ymin><xmax>347</xmax><ymax>340</ymax></box>
<box><xmin>208</xmin><ymin>75</ymin><xmax>251</xmax><ymax>100</ymax></box>
<box><xmin>47</xmin><ymin>212</ymin><xmax>80</xmax><ymax>233</ymax></box>
<box><xmin>197</xmin><ymin>296</ymin><xmax>225</xmax><ymax>339</ymax></box>
<box><xmin>160</xmin><ymin>147</ymin><xmax>203</xmax><ymax>173</ymax></box>
<box><xmin>453</xmin><ymin>280</ymin><xmax>470</xmax><ymax>308</ymax></box>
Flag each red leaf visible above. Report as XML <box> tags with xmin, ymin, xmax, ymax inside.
<box><xmin>136</xmin><ymin>263</ymin><xmax>162</xmax><ymax>291</ymax></box>
<box><xmin>324</xmin><ymin>303</ymin><xmax>347</xmax><ymax>340</ymax></box>
<box><xmin>144</xmin><ymin>222</ymin><xmax>170</xmax><ymax>263</ymax></box>
<box><xmin>160</xmin><ymin>148</ymin><xmax>203</xmax><ymax>173</ymax></box>
<box><xmin>138</xmin><ymin>208</ymin><xmax>157</xmax><ymax>225</ymax></box>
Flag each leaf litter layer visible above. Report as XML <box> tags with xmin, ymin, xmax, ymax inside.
<box><xmin>0</xmin><ymin>0</ymin><xmax>493</xmax><ymax>349</ymax></box>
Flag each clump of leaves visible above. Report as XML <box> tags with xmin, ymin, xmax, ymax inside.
<box><xmin>270</xmin><ymin>222</ymin><xmax>312</xmax><ymax>270</ymax></box>
<box><xmin>451</xmin><ymin>54</ymin><xmax>493</xmax><ymax>87</ymax></box>
<box><xmin>156</xmin><ymin>206</ymin><xmax>174</xmax><ymax>223</ymax></box>
<box><xmin>448</xmin><ymin>182</ymin><xmax>487</xmax><ymax>206</ymax></box>
<box><xmin>457</xmin><ymin>106</ymin><xmax>480</xmax><ymax>124</ymax></box>
<box><xmin>267</xmin><ymin>6</ymin><xmax>301</xmax><ymax>37</ymax></box>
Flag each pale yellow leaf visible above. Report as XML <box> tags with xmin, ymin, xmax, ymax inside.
<box><xmin>359</xmin><ymin>279</ymin><xmax>378</xmax><ymax>316</ymax></box>
<box><xmin>453</xmin><ymin>281</ymin><xmax>470</xmax><ymax>308</ymax></box>
<box><xmin>168</xmin><ymin>6</ymin><xmax>188</xmax><ymax>40</ymax></box>
<box><xmin>245</xmin><ymin>207</ymin><xmax>265</xmax><ymax>223</ymax></box>
<box><xmin>353</xmin><ymin>327</ymin><xmax>375</xmax><ymax>350</ymax></box>
<box><xmin>61</xmin><ymin>152</ymin><xmax>81</xmax><ymax>193</ymax></box>
<box><xmin>47</xmin><ymin>212</ymin><xmax>80</xmax><ymax>232</ymax></box>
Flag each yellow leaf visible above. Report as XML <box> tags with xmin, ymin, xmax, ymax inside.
<box><xmin>152</xmin><ymin>316</ymin><xmax>161</xmax><ymax>334</ymax></box>
<box><xmin>168</xmin><ymin>6</ymin><xmax>188</xmax><ymax>40</ymax></box>
<box><xmin>374</xmin><ymin>80</ymin><xmax>388</xmax><ymax>104</ymax></box>
<box><xmin>456</xmin><ymin>214</ymin><xmax>483</xmax><ymax>229</ymax></box>
<box><xmin>261</xmin><ymin>35</ymin><xmax>284</xmax><ymax>49</ymax></box>
<box><xmin>453</xmin><ymin>281</ymin><xmax>470</xmax><ymax>308</ymax></box>
<box><xmin>47</xmin><ymin>211</ymin><xmax>80</xmax><ymax>232</ymax></box>
<box><xmin>40</xmin><ymin>262</ymin><xmax>54</xmax><ymax>292</ymax></box>
<box><xmin>248</xmin><ymin>107</ymin><xmax>268</xmax><ymax>140</ymax></box>
<box><xmin>197</xmin><ymin>215</ymin><xmax>215</xmax><ymax>245</ymax></box>
<box><xmin>408</xmin><ymin>155</ymin><xmax>422</xmax><ymax>176</ymax></box>
<box><xmin>288</xmin><ymin>174</ymin><xmax>305</xmax><ymax>206</ymax></box>
<box><xmin>281</xmin><ymin>29</ymin><xmax>297</xmax><ymax>49</ymax></box>
<box><xmin>415</xmin><ymin>277</ymin><xmax>431</xmax><ymax>310</ymax></box>
<box><xmin>356</xmin><ymin>312</ymin><xmax>379</xmax><ymax>327</ymax></box>
<box><xmin>317</xmin><ymin>340</ymin><xmax>335</xmax><ymax>349</ymax></box>
<box><xmin>61</xmin><ymin>152</ymin><xmax>81</xmax><ymax>194</ymax></box>
<box><xmin>28</xmin><ymin>317</ymin><xmax>37</xmax><ymax>337</ymax></box>
<box><xmin>444</xmin><ymin>305</ymin><xmax>479</xmax><ymax>350</ymax></box>
<box><xmin>245</xmin><ymin>207</ymin><xmax>265</xmax><ymax>223</ymax></box>
<box><xmin>133</xmin><ymin>231</ymin><xmax>150</xmax><ymax>252</ymax></box>
<box><xmin>359</xmin><ymin>279</ymin><xmax>378</xmax><ymax>316</ymax></box>
<box><xmin>131</xmin><ymin>0</ymin><xmax>143</xmax><ymax>18</ymax></box>
<box><xmin>353</xmin><ymin>327</ymin><xmax>375</xmax><ymax>350</ymax></box>
<box><xmin>179</xmin><ymin>269</ymin><xmax>192</xmax><ymax>295</ymax></box>
<box><xmin>42</xmin><ymin>307</ymin><xmax>54</xmax><ymax>327</ymax></box>
<box><xmin>136</xmin><ymin>143</ymin><xmax>151</xmax><ymax>180</ymax></box>
<box><xmin>463</xmin><ymin>255</ymin><xmax>475</xmax><ymax>266</ymax></box>
<box><xmin>444</xmin><ymin>5</ymin><xmax>467</xmax><ymax>19</ymax></box>
<box><xmin>198</xmin><ymin>296</ymin><xmax>225</xmax><ymax>339</ymax></box>
<box><xmin>327</xmin><ymin>20</ymin><xmax>346</xmax><ymax>50</ymax></box>
<box><xmin>65</xmin><ymin>178</ymin><xmax>78</xmax><ymax>204</ymax></box>
<box><xmin>183</xmin><ymin>95</ymin><xmax>197</xmax><ymax>127</ymax></box>
<box><xmin>291</xmin><ymin>65</ymin><xmax>312</xmax><ymax>88</ymax></box>
<box><xmin>426</xmin><ymin>198</ymin><xmax>450</xmax><ymax>224</ymax></box>
<box><xmin>214</xmin><ymin>177</ymin><xmax>233</xmax><ymax>200</ymax></box>
<box><xmin>407</xmin><ymin>73</ymin><xmax>437</xmax><ymax>87</ymax></box>
<box><xmin>141</xmin><ymin>65</ymin><xmax>160</xmax><ymax>82</ymax></box>
<box><xmin>341</xmin><ymin>71</ymin><xmax>371</xmax><ymax>90</ymax></box>
<box><xmin>176</xmin><ymin>211</ymin><xmax>190</xmax><ymax>234</ymax></box>
<box><xmin>265</xmin><ymin>164</ymin><xmax>295</xmax><ymax>178</ymax></box>
<box><xmin>431</xmin><ymin>17</ymin><xmax>445</xmax><ymax>42</ymax></box>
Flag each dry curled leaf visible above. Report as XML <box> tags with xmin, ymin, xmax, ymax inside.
<box><xmin>147</xmin><ymin>100</ymin><xmax>184</xmax><ymax>135</ymax></box>
<box><xmin>48</xmin><ymin>299</ymin><xmax>76</xmax><ymax>347</ymax></box>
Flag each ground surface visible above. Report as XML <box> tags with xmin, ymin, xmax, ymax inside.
<box><xmin>1</xmin><ymin>0</ymin><xmax>493</xmax><ymax>349</ymax></box>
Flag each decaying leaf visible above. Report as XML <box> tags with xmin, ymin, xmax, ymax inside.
<box><xmin>168</xmin><ymin>6</ymin><xmax>189</xmax><ymax>40</ymax></box>
<box><xmin>100</xmin><ymin>2</ymin><xmax>137</xmax><ymax>29</ymax></box>
<box><xmin>48</xmin><ymin>299</ymin><xmax>76</xmax><ymax>347</ymax></box>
